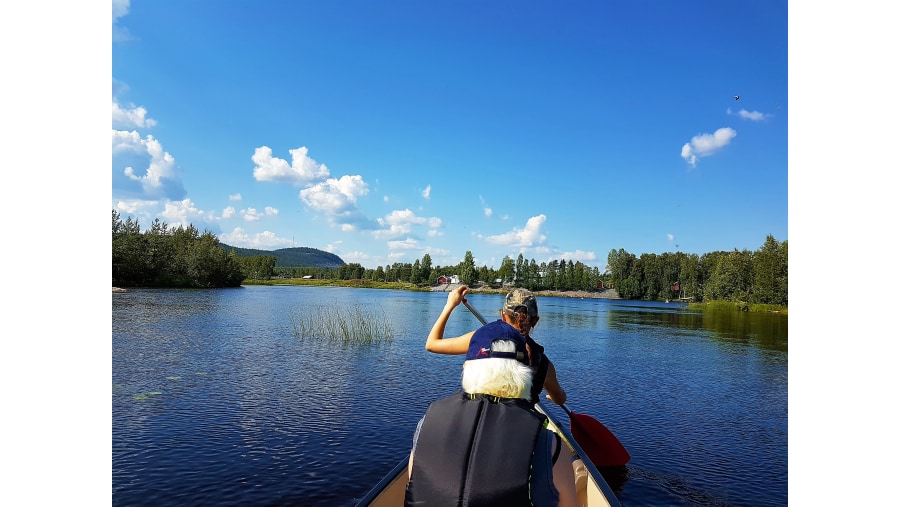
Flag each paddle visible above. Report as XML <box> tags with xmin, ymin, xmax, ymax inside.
<box><xmin>462</xmin><ymin>299</ymin><xmax>631</xmax><ymax>467</ymax></box>
<box><xmin>559</xmin><ymin>403</ymin><xmax>631</xmax><ymax>467</ymax></box>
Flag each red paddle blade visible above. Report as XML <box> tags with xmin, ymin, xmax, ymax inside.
<box><xmin>569</xmin><ymin>411</ymin><xmax>631</xmax><ymax>467</ymax></box>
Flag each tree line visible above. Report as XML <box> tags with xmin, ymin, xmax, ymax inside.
<box><xmin>285</xmin><ymin>236</ymin><xmax>787</xmax><ymax>307</ymax></box>
<box><xmin>605</xmin><ymin>235</ymin><xmax>787</xmax><ymax>306</ymax></box>
<box><xmin>114</xmin><ymin>210</ymin><xmax>253</xmax><ymax>288</ymax></box>
<box><xmin>113</xmin><ymin>210</ymin><xmax>786</xmax><ymax>305</ymax></box>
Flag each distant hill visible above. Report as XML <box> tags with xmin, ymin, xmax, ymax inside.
<box><xmin>220</xmin><ymin>244</ymin><xmax>346</xmax><ymax>268</ymax></box>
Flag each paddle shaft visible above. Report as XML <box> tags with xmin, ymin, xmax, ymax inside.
<box><xmin>462</xmin><ymin>300</ymin><xmax>489</xmax><ymax>326</ymax></box>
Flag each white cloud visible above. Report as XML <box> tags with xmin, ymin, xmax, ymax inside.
<box><xmin>218</xmin><ymin>227</ymin><xmax>293</xmax><ymax>249</ymax></box>
<box><xmin>301</xmin><ymin>174</ymin><xmax>368</xmax><ymax>212</ymax></box>
<box><xmin>373</xmin><ymin>209</ymin><xmax>440</xmax><ymax>240</ymax></box>
<box><xmin>112</xmin><ymin>0</ymin><xmax>132</xmax><ymax>41</ymax></box>
<box><xmin>667</xmin><ymin>233</ymin><xmax>675</xmax><ymax>241</ymax></box>
<box><xmin>727</xmin><ymin>107</ymin><xmax>771</xmax><ymax>121</ymax></box>
<box><xmin>388</xmin><ymin>238</ymin><xmax>419</xmax><ymax>250</ymax></box>
<box><xmin>113</xmin><ymin>130</ymin><xmax>185</xmax><ymax>199</ymax></box>
<box><xmin>422</xmin><ymin>184</ymin><xmax>431</xmax><ymax>199</ymax></box>
<box><xmin>115</xmin><ymin>199</ymin><xmax>158</xmax><ymax>216</ymax></box>
<box><xmin>237</xmin><ymin>206</ymin><xmax>277</xmax><ymax>221</ymax></box>
<box><xmin>160</xmin><ymin>198</ymin><xmax>209</xmax><ymax>229</ymax></box>
<box><xmin>556</xmin><ymin>250</ymin><xmax>597</xmax><ymax>263</ymax></box>
<box><xmin>229</xmin><ymin>193</ymin><xmax>242</xmax><ymax>201</ymax></box>
<box><xmin>478</xmin><ymin>195</ymin><xmax>493</xmax><ymax>217</ymax></box>
<box><xmin>424</xmin><ymin>246</ymin><xmax>451</xmax><ymax>257</ymax></box>
<box><xmin>340</xmin><ymin>251</ymin><xmax>370</xmax><ymax>263</ymax></box>
<box><xmin>382</xmin><ymin>209</ymin><xmax>426</xmax><ymax>226</ymax></box>
<box><xmin>483</xmin><ymin>214</ymin><xmax>548</xmax><ymax>247</ymax></box>
<box><xmin>252</xmin><ymin>146</ymin><xmax>330</xmax><ymax>185</ymax></box>
<box><xmin>680</xmin><ymin>127</ymin><xmax>737</xmax><ymax>168</ymax></box>
<box><xmin>112</xmin><ymin>0</ymin><xmax>129</xmax><ymax>21</ymax></box>
<box><xmin>738</xmin><ymin>109</ymin><xmax>769</xmax><ymax>121</ymax></box>
<box><xmin>222</xmin><ymin>206</ymin><xmax>236</xmax><ymax>218</ymax></box>
<box><xmin>112</xmin><ymin>98</ymin><xmax>157</xmax><ymax>129</ymax></box>
<box><xmin>242</xmin><ymin>207</ymin><xmax>265</xmax><ymax>221</ymax></box>
<box><xmin>298</xmin><ymin>174</ymin><xmax>372</xmax><ymax>230</ymax></box>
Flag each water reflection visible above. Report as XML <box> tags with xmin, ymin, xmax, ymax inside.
<box><xmin>604</xmin><ymin>301</ymin><xmax>787</xmax><ymax>352</ymax></box>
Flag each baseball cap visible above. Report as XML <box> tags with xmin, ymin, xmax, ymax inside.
<box><xmin>465</xmin><ymin>320</ymin><xmax>529</xmax><ymax>363</ymax></box>
<box><xmin>504</xmin><ymin>288</ymin><xmax>539</xmax><ymax>317</ymax></box>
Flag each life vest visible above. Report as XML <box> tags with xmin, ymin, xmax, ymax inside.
<box><xmin>404</xmin><ymin>391</ymin><xmax>547</xmax><ymax>507</ymax></box>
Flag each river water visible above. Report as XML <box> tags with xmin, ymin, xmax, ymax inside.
<box><xmin>112</xmin><ymin>285</ymin><xmax>787</xmax><ymax>506</ymax></box>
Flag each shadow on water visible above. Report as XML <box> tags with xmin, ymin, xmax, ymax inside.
<box><xmin>598</xmin><ymin>465</ymin><xmax>630</xmax><ymax>495</ymax></box>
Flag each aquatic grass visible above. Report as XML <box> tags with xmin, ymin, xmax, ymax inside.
<box><xmin>290</xmin><ymin>302</ymin><xmax>394</xmax><ymax>344</ymax></box>
<box><xmin>133</xmin><ymin>391</ymin><xmax>163</xmax><ymax>400</ymax></box>
<box><xmin>690</xmin><ymin>300</ymin><xmax>787</xmax><ymax>314</ymax></box>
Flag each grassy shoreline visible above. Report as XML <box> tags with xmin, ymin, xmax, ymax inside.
<box><xmin>241</xmin><ymin>278</ymin><xmax>621</xmax><ymax>299</ymax></box>
<box><xmin>688</xmin><ymin>300</ymin><xmax>787</xmax><ymax>314</ymax></box>
<box><xmin>242</xmin><ymin>278</ymin><xmax>786</xmax><ymax>314</ymax></box>
<box><xmin>243</xmin><ymin>278</ymin><xmax>429</xmax><ymax>291</ymax></box>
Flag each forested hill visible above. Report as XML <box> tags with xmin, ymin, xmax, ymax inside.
<box><xmin>220</xmin><ymin>244</ymin><xmax>346</xmax><ymax>268</ymax></box>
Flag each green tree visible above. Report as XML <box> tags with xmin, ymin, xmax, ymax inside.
<box><xmin>112</xmin><ymin>210</ymin><xmax>243</xmax><ymax>288</ymax></box>
<box><xmin>515</xmin><ymin>254</ymin><xmax>525</xmax><ymax>285</ymax></box>
<box><xmin>704</xmin><ymin>249</ymin><xmax>754</xmax><ymax>302</ymax></box>
<box><xmin>237</xmin><ymin>255</ymin><xmax>276</xmax><ymax>280</ymax></box>
<box><xmin>460</xmin><ymin>251</ymin><xmax>477</xmax><ymax>286</ymax></box>
<box><xmin>497</xmin><ymin>256</ymin><xmax>515</xmax><ymax>285</ymax></box>
<box><xmin>529</xmin><ymin>259</ymin><xmax>541</xmax><ymax>290</ymax></box>
<box><xmin>546</xmin><ymin>260</ymin><xmax>559</xmax><ymax>290</ymax></box>
<box><xmin>679</xmin><ymin>253</ymin><xmax>702</xmax><ymax>301</ymax></box>
<box><xmin>420</xmin><ymin>253</ymin><xmax>433</xmax><ymax>283</ymax></box>
<box><xmin>751</xmin><ymin>235</ymin><xmax>788</xmax><ymax>305</ymax></box>
<box><xmin>411</xmin><ymin>259</ymin><xmax>421</xmax><ymax>284</ymax></box>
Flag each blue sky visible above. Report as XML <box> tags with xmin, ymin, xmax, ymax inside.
<box><xmin>111</xmin><ymin>0</ymin><xmax>788</xmax><ymax>270</ymax></box>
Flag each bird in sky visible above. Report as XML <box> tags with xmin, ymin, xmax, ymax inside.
<box><xmin>733</xmin><ymin>95</ymin><xmax>740</xmax><ymax>101</ymax></box>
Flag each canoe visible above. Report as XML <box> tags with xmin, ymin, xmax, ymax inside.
<box><xmin>355</xmin><ymin>403</ymin><xmax>622</xmax><ymax>507</ymax></box>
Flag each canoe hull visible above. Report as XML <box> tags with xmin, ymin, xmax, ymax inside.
<box><xmin>355</xmin><ymin>404</ymin><xmax>622</xmax><ymax>507</ymax></box>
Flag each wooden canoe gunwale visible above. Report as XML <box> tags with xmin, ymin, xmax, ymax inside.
<box><xmin>355</xmin><ymin>456</ymin><xmax>409</xmax><ymax>506</ymax></box>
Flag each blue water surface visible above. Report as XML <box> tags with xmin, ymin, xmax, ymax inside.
<box><xmin>112</xmin><ymin>285</ymin><xmax>787</xmax><ymax>506</ymax></box>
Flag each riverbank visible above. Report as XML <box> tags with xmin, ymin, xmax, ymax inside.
<box><xmin>433</xmin><ymin>283</ymin><xmax>621</xmax><ymax>299</ymax></box>
<box><xmin>241</xmin><ymin>278</ymin><xmax>621</xmax><ymax>299</ymax></box>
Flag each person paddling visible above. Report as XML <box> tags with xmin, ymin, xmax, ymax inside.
<box><xmin>424</xmin><ymin>285</ymin><xmax>567</xmax><ymax>406</ymax></box>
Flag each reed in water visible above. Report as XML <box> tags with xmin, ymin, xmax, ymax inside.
<box><xmin>290</xmin><ymin>303</ymin><xmax>394</xmax><ymax>344</ymax></box>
